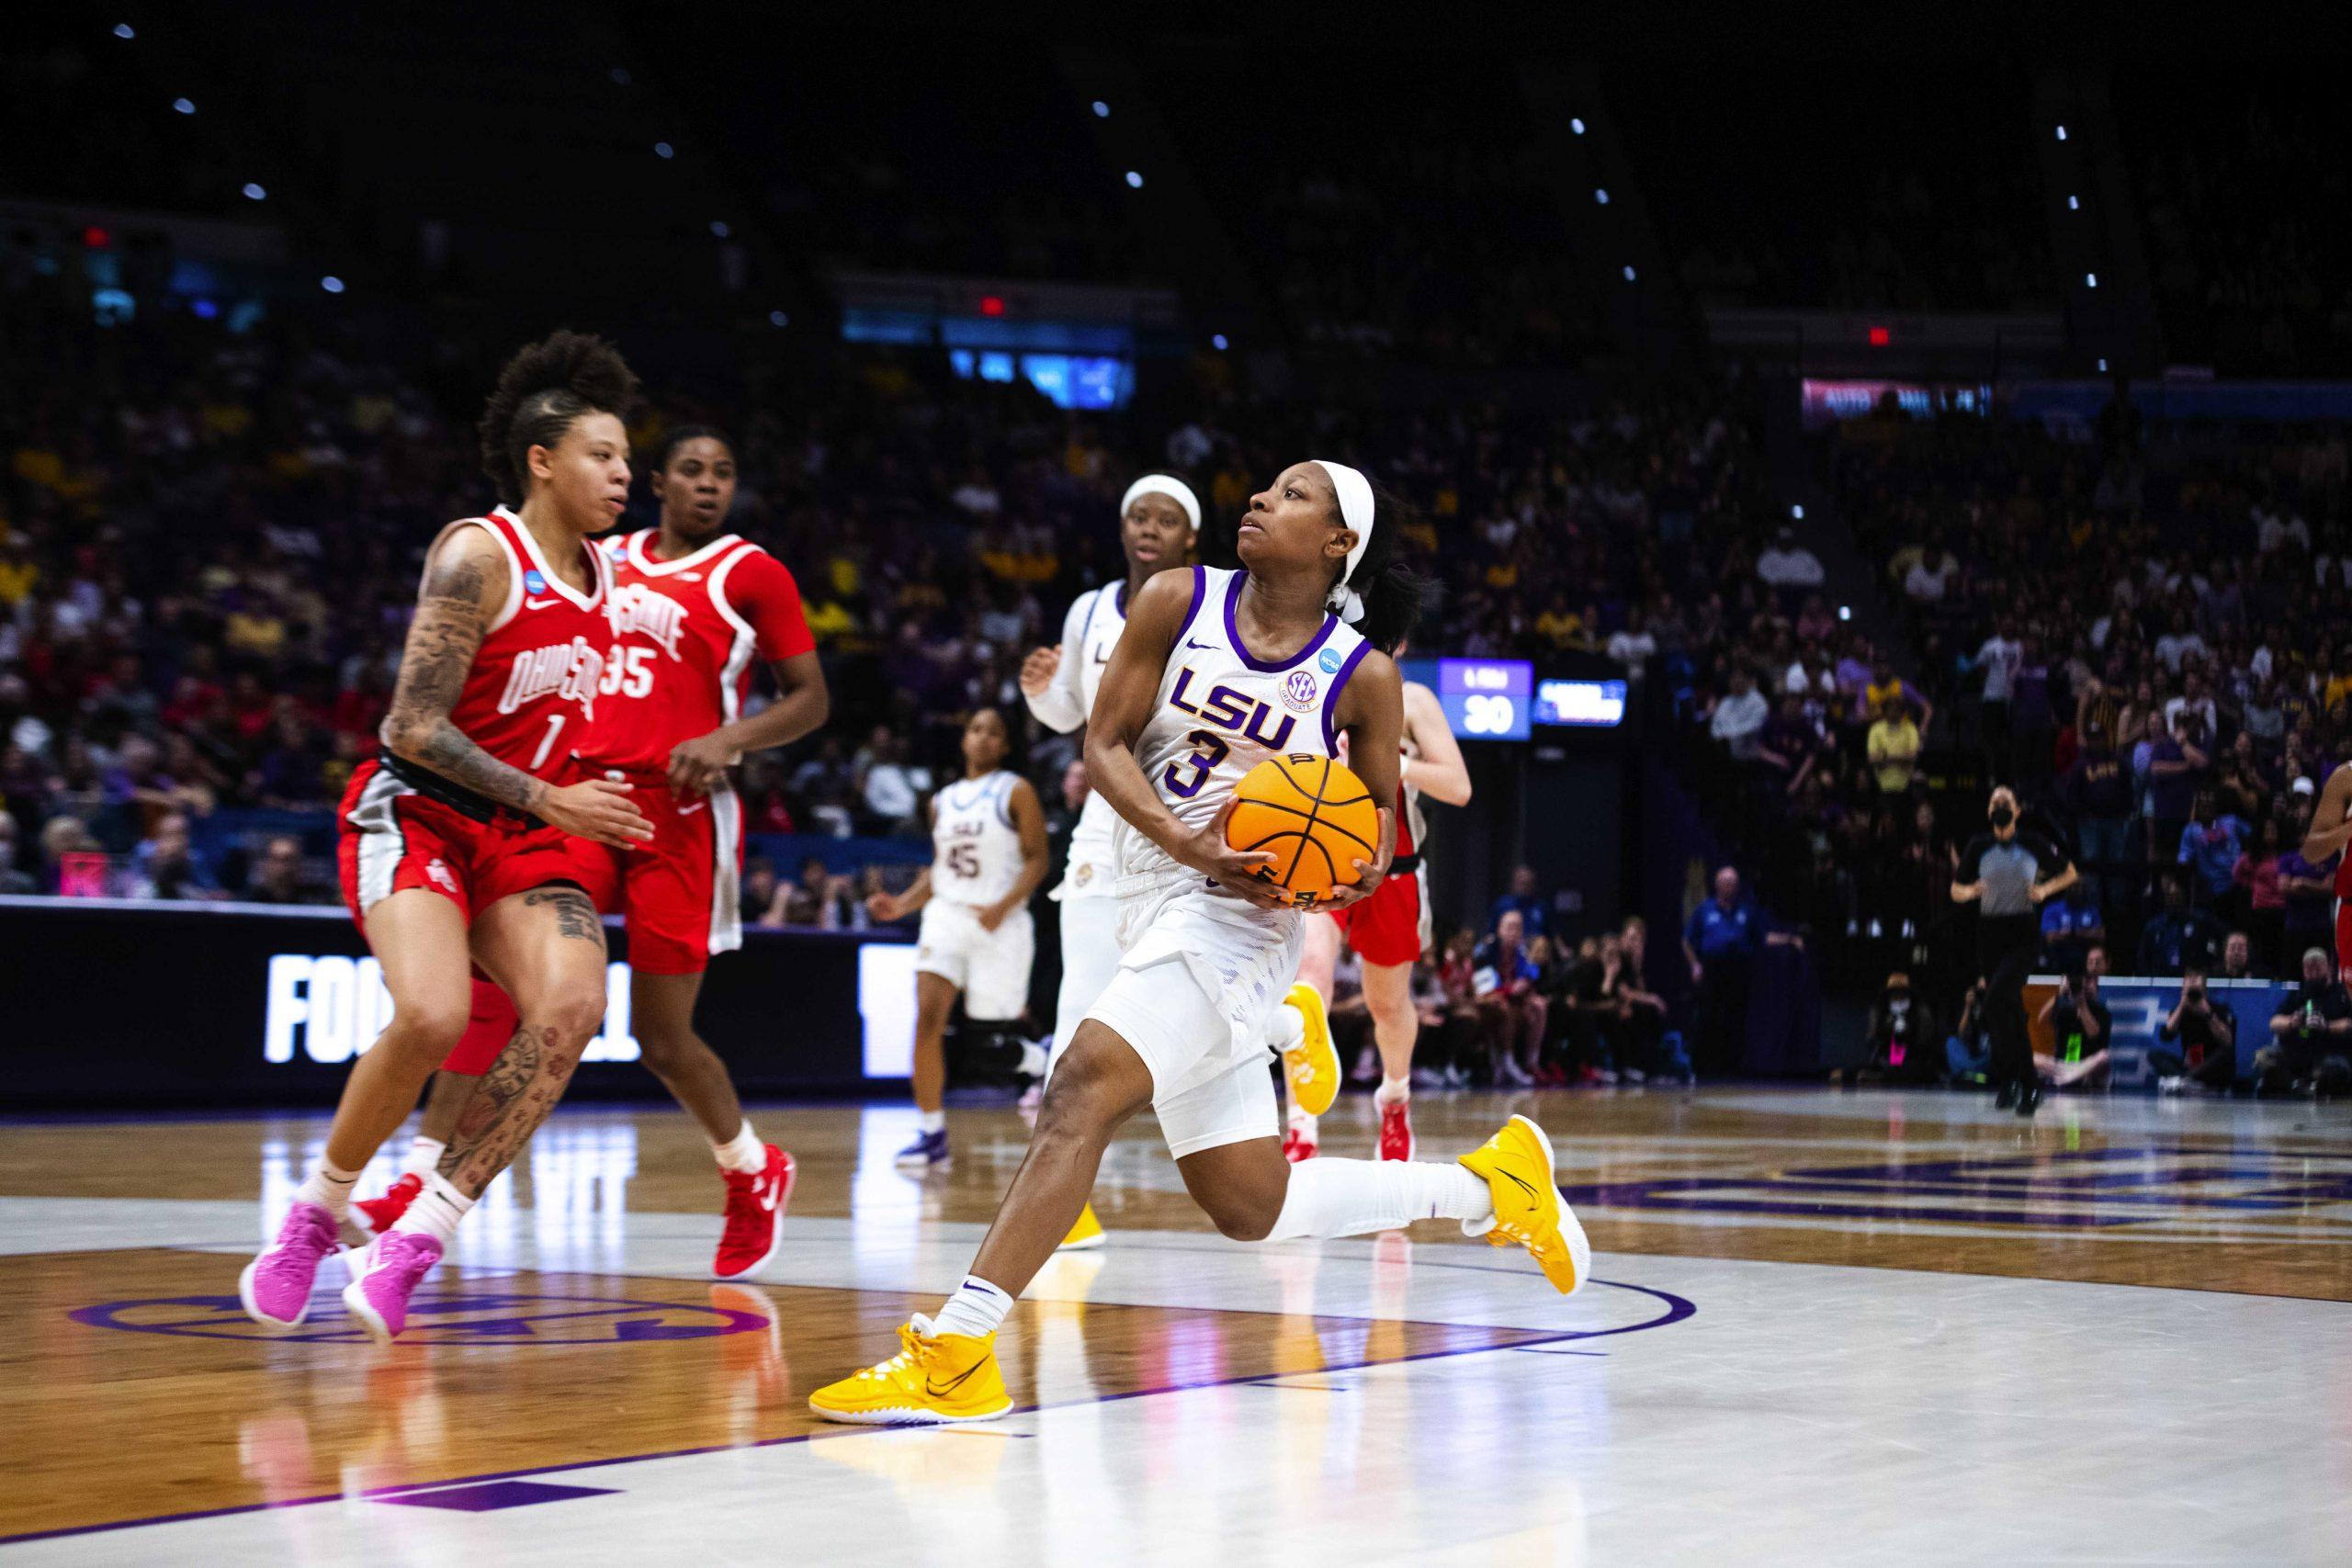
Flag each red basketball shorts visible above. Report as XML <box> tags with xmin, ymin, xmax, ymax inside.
<box><xmin>1329</xmin><ymin>863</ymin><xmax>1429</xmax><ymax>967</ymax></box>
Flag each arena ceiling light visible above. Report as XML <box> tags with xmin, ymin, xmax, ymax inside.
<box><xmin>1212</xmin><ymin>333</ymin><xmax>1229</xmax><ymax>350</ymax></box>
<box><xmin>710</xmin><ymin>220</ymin><xmax>731</xmax><ymax>238</ymax></box>
<box><xmin>113</xmin><ymin>22</ymin><xmax>134</xmax><ymax>38</ymax></box>
<box><xmin>1571</xmin><ymin>118</ymin><xmax>1585</xmax><ymax>133</ymax></box>
<box><xmin>1125</xmin><ymin>170</ymin><xmax>1144</xmax><ymax>188</ymax></box>
<box><xmin>654</xmin><ymin>141</ymin><xmax>675</xmax><ymax>160</ymax></box>
<box><xmin>320</xmin><ymin>276</ymin><xmax>345</xmax><ymax>294</ymax></box>
<box><xmin>1092</xmin><ymin>101</ymin><xmax>1109</xmax><ymax>118</ymax></box>
<box><xmin>243</xmin><ymin>183</ymin><xmax>266</xmax><ymax>200</ymax></box>
<box><xmin>1623</xmin><ymin>265</ymin><xmax>1636</xmax><ymax>281</ymax></box>
<box><xmin>173</xmin><ymin>97</ymin><xmax>195</xmax><ymax>115</ymax></box>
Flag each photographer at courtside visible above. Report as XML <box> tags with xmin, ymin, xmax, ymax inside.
<box><xmin>1951</xmin><ymin>786</ymin><xmax>2079</xmax><ymax>1116</ymax></box>
<box><xmin>2150</xmin><ymin>965</ymin><xmax>2239</xmax><ymax>1096</ymax></box>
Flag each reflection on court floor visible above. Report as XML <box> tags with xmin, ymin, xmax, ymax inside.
<box><xmin>3</xmin><ymin>1089</ymin><xmax>2349</xmax><ymax>1565</ymax></box>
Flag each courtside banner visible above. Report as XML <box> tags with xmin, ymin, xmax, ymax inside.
<box><xmin>2025</xmin><ymin>975</ymin><xmax>2289</xmax><ymax>1085</ymax></box>
<box><xmin>0</xmin><ymin>897</ymin><xmax>913</xmax><ymax>1108</ymax></box>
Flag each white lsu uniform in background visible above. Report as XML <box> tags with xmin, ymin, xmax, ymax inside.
<box><xmin>914</xmin><ymin>770</ymin><xmax>1035</xmax><ymax>1021</ymax></box>
<box><xmin>1087</xmin><ymin>566</ymin><xmax>1374</xmax><ymax>1156</ymax></box>
<box><xmin>1023</xmin><ymin>580</ymin><xmax>1136</xmax><ymax>1057</ymax></box>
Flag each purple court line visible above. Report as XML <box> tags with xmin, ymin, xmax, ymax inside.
<box><xmin>3</xmin><ymin>1279</ymin><xmax>1690</xmax><ymax>1549</ymax></box>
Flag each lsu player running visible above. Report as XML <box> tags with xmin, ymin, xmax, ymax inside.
<box><xmin>1019</xmin><ymin>472</ymin><xmax>1200</xmax><ymax>1247</ymax></box>
<box><xmin>810</xmin><ymin>458</ymin><xmax>1589</xmax><ymax>1425</ymax></box>
<box><xmin>1279</xmin><ymin>649</ymin><xmax>1471</xmax><ymax>1163</ymax></box>
<box><xmin>349</xmin><ymin>426</ymin><xmax>829</xmax><ymax>1281</ymax></box>
<box><xmin>865</xmin><ymin>706</ymin><xmax>1049</xmax><ymax>1168</ymax></box>
<box><xmin>241</xmin><ymin>333</ymin><xmax>655</xmax><ymax>1341</ymax></box>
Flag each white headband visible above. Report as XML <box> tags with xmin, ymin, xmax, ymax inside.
<box><xmin>1119</xmin><ymin>474</ymin><xmax>1201</xmax><ymax>533</ymax></box>
<box><xmin>1313</xmin><ymin>458</ymin><xmax>1375</xmax><ymax>623</ymax></box>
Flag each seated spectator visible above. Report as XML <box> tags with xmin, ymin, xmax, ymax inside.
<box><xmin>242</xmin><ymin>834</ymin><xmax>321</xmax><ymax>905</ymax></box>
<box><xmin>1473</xmin><ymin>908</ymin><xmax>1547</xmax><ymax>1088</ymax></box>
<box><xmin>1755</xmin><ymin>526</ymin><xmax>1826</xmax><ymax>592</ymax></box>
<box><xmin>1709</xmin><ymin>668</ymin><xmax>1770</xmax><ymax>761</ymax></box>
<box><xmin>1487</xmin><ymin>864</ymin><xmax>1549</xmax><ymax>941</ymax></box>
<box><xmin>2176</xmin><ymin>790</ymin><xmax>2248</xmax><ymax>915</ymax></box>
<box><xmin>1611</xmin><ymin>917</ymin><xmax>1680</xmax><ymax>1082</ymax></box>
<box><xmin>2256</xmin><ymin>948</ymin><xmax>2352</xmax><ymax>1097</ymax></box>
<box><xmin>2218</xmin><ymin>930</ymin><xmax>2257</xmax><ymax>983</ymax></box>
<box><xmin>741</xmin><ymin>855</ymin><xmax>781</xmax><ymax>929</ymax></box>
<box><xmin>1944</xmin><ymin>976</ymin><xmax>1991</xmax><ymax>1081</ymax></box>
<box><xmin>125</xmin><ymin>811</ymin><xmax>219</xmax><ymax>901</ymax></box>
<box><xmin>1851</xmin><ymin>969</ymin><xmax>1941</xmax><ymax>1085</ymax></box>
<box><xmin>1423</xmin><ymin>929</ymin><xmax>1486</xmax><ymax>1089</ymax></box>
<box><xmin>1756</xmin><ymin>694</ymin><xmax>1825</xmax><ymax>795</ymax></box>
<box><xmin>1903</xmin><ymin>541</ymin><xmax>1961</xmax><ymax>606</ymax></box>
<box><xmin>2037</xmin><ymin>947</ymin><xmax>2112</xmax><ymax>1090</ymax></box>
<box><xmin>2039</xmin><ymin>879</ymin><xmax>2105</xmax><ymax>969</ymax></box>
<box><xmin>856</xmin><ymin>727</ymin><xmax>922</xmax><ymax>834</ymax></box>
<box><xmin>1865</xmin><ymin>696</ymin><xmax>1922</xmax><ymax>794</ymax></box>
<box><xmin>2136</xmin><ymin>876</ymin><xmax>2227</xmax><ymax>975</ymax></box>
<box><xmin>2151</xmin><ymin>965</ymin><xmax>2239</xmax><ymax>1095</ymax></box>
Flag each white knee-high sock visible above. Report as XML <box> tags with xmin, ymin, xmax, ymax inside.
<box><xmin>1263</xmin><ymin>1157</ymin><xmax>1492</xmax><ymax>1241</ymax></box>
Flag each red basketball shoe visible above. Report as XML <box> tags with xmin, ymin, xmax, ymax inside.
<box><xmin>353</xmin><ymin>1173</ymin><xmax>422</xmax><ymax>1238</ymax></box>
<box><xmin>1377</xmin><ymin>1097</ymin><xmax>1415</xmax><ymax>1161</ymax></box>
<box><xmin>714</xmin><ymin>1145</ymin><xmax>796</xmax><ymax>1280</ymax></box>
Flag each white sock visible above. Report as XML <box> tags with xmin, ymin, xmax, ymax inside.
<box><xmin>1289</xmin><ymin>1109</ymin><xmax>1318</xmax><ymax>1140</ymax></box>
<box><xmin>1375</xmin><ymin>1076</ymin><xmax>1410</xmax><ymax>1108</ymax></box>
<box><xmin>1263</xmin><ymin>1157</ymin><xmax>1491</xmax><ymax>1241</ymax></box>
<box><xmin>714</xmin><ymin>1121</ymin><xmax>766</xmax><ymax>1174</ymax></box>
<box><xmin>920</xmin><ymin>1109</ymin><xmax>947</xmax><ymax>1134</ymax></box>
<box><xmin>296</xmin><ymin>1161</ymin><xmax>361</xmax><ymax>1221</ymax></box>
<box><xmin>389</xmin><ymin>1173</ymin><xmax>475</xmax><ymax>1245</ymax></box>
<box><xmin>401</xmin><ymin>1136</ymin><xmax>447</xmax><ymax>1179</ymax></box>
<box><xmin>930</xmin><ymin>1274</ymin><xmax>1014</xmax><ymax>1339</ymax></box>
<box><xmin>1271</xmin><ymin>1002</ymin><xmax>1306</xmax><ymax>1054</ymax></box>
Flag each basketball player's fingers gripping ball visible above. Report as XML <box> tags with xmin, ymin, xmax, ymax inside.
<box><xmin>1227</xmin><ymin>753</ymin><xmax>1382</xmax><ymax>908</ymax></box>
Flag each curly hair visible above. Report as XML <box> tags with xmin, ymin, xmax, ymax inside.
<box><xmin>477</xmin><ymin>331</ymin><xmax>640</xmax><ymax>505</ymax></box>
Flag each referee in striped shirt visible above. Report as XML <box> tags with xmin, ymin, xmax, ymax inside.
<box><xmin>1951</xmin><ymin>786</ymin><xmax>2078</xmax><ymax>1115</ymax></box>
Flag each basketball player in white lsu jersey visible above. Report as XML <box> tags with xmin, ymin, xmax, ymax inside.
<box><xmin>864</xmin><ymin>707</ymin><xmax>1048</xmax><ymax>1168</ymax></box>
<box><xmin>1019</xmin><ymin>472</ymin><xmax>1199</xmax><ymax>1247</ymax></box>
<box><xmin>811</xmin><ymin>458</ymin><xmax>1588</xmax><ymax>1427</ymax></box>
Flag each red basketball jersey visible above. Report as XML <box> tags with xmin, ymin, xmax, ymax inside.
<box><xmin>575</xmin><ymin>530</ymin><xmax>815</xmax><ymax>772</ymax></box>
<box><xmin>443</xmin><ymin>506</ymin><xmax>616</xmax><ymax>780</ymax></box>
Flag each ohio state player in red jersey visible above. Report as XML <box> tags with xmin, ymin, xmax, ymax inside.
<box><xmin>2300</xmin><ymin>761</ymin><xmax>2352</xmax><ymax>973</ymax></box>
<box><xmin>240</xmin><ymin>333</ymin><xmax>653</xmax><ymax>1344</ymax></box>
<box><xmin>355</xmin><ymin>426</ymin><xmax>829</xmax><ymax>1281</ymax></box>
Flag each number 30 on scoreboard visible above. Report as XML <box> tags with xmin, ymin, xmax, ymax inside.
<box><xmin>1434</xmin><ymin>659</ymin><xmax>1532</xmax><ymax>741</ymax></box>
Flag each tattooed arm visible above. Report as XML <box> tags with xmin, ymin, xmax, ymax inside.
<box><xmin>380</xmin><ymin>524</ymin><xmax>650</xmax><ymax>847</ymax></box>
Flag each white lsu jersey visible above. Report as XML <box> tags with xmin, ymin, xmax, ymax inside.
<box><xmin>929</xmin><ymin>770</ymin><xmax>1025</xmax><ymax>908</ymax></box>
<box><xmin>1025</xmin><ymin>580</ymin><xmax>1132</xmax><ymax>900</ymax></box>
<box><xmin>1116</xmin><ymin>566</ymin><xmax>1372</xmax><ymax>908</ymax></box>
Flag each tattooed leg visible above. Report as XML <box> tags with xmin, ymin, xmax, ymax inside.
<box><xmin>444</xmin><ymin>883</ymin><xmax>615</xmax><ymax>1198</ymax></box>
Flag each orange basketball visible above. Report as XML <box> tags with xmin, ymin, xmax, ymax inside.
<box><xmin>1226</xmin><ymin>753</ymin><xmax>1382</xmax><ymax>908</ymax></box>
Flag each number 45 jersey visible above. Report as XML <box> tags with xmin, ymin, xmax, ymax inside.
<box><xmin>573</xmin><ymin>529</ymin><xmax>815</xmax><ymax>774</ymax></box>
<box><xmin>1118</xmin><ymin>566</ymin><xmax>1371</xmax><ymax>908</ymax></box>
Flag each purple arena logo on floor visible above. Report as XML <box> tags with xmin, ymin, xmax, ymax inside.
<box><xmin>70</xmin><ymin>1291</ymin><xmax>772</xmax><ymax>1345</ymax></box>
<box><xmin>1558</xmin><ymin>1145</ymin><xmax>2352</xmax><ymax>1229</ymax></box>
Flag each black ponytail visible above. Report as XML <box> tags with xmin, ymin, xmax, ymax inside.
<box><xmin>1334</xmin><ymin>478</ymin><xmax>1423</xmax><ymax>656</ymax></box>
<box><xmin>477</xmin><ymin>331</ymin><xmax>640</xmax><ymax>505</ymax></box>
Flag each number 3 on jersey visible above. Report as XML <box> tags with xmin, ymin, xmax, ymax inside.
<box><xmin>599</xmin><ymin>647</ymin><xmax>656</xmax><ymax>701</ymax></box>
<box><xmin>1162</xmin><ymin>729</ymin><xmax>1229</xmax><ymax>798</ymax></box>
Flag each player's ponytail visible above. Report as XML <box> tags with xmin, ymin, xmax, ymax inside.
<box><xmin>1336</xmin><ymin>478</ymin><xmax>1424</xmax><ymax>656</ymax></box>
<box><xmin>477</xmin><ymin>331</ymin><xmax>641</xmax><ymax>505</ymax></box>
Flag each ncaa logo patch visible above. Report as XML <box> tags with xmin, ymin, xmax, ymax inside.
<box><xmin>426</xmin><ymin>859</ymin><xmax>458</xmax><ymax>894</ymax></box>
<box><xmin>523</xmin><ymin>570</ymin><xmax>547</xmax><ymax>594</ymax></box>
<box><xmin>1282</xmin><ymin>670</ymin><xmax>1319</xmax><ymax>713</ymax></box>
<box><xmin>1317</xmin><ymin>649</ymin><xmax>1342</xmax><ymax>674</ymax></box>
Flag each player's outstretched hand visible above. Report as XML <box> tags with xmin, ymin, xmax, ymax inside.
<box><xmin>865</xmin><ymin>890</ymin><xmax>902</xmax><ymax>923</ymax></box>
<box><xmin>543</xmin><ymin>778</ymin><xmax>653</xmax><ymax>848</ymax></box>
<box><xmin>1175</xmin><ymin>800</ymin><xmax>1289</xmax><ymax>909</ymax></box>
<box><xmin>667</xmin><ymin>733</ymin><xmax>737</xmax><ymax>796</ymax></box>
<box><xmin>1018</xmin><ymin>646</ymin><xmax>1061</xmax><ymax>696</ymax></box>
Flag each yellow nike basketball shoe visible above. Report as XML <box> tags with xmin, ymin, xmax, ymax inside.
<box><xmin>808</xmin><ymin>1316</ymin><xmax>1012</xmax><ymax>1426</ymax></box>
<box><xmin>1280</xmin><ymin>983</ymin><xmax>1340</xmax><ymax>1117</ymax></box>
<box><xmin>1458</xmin><ymin>1114</ymin><xmax>1591</xmax><ymax>1295</ymax></box>
<box><xmin>1058</xmin><ymin>1202</ymin><xmax>1105</xmax><ymax>1251</ymax></box>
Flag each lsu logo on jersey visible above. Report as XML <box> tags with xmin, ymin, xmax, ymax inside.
<box><xmin>607</xmin><ymin>581</ymin><xmax>689</xmax><ymax>660</ymax></box>
<box><xmin>498</xmin><ymin>637</ymin><xmax>607</xmax><ymax>718</ymax></box>
<box><xmin>1166</xmin><ymin>667</ymin><xmax>1296</xmax><ymax>750</ymax></box>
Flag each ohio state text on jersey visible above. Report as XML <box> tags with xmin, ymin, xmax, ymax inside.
<box><xmin>573</xmin><ymin>529</ymin><xmax>816</xmax><ymax>772</ymax></box>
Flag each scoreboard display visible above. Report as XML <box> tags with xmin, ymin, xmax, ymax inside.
<box><xmin>1432</xmin><ymin>658</ymin><xmax>1532</xmax><ymax>740</ymax></box>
